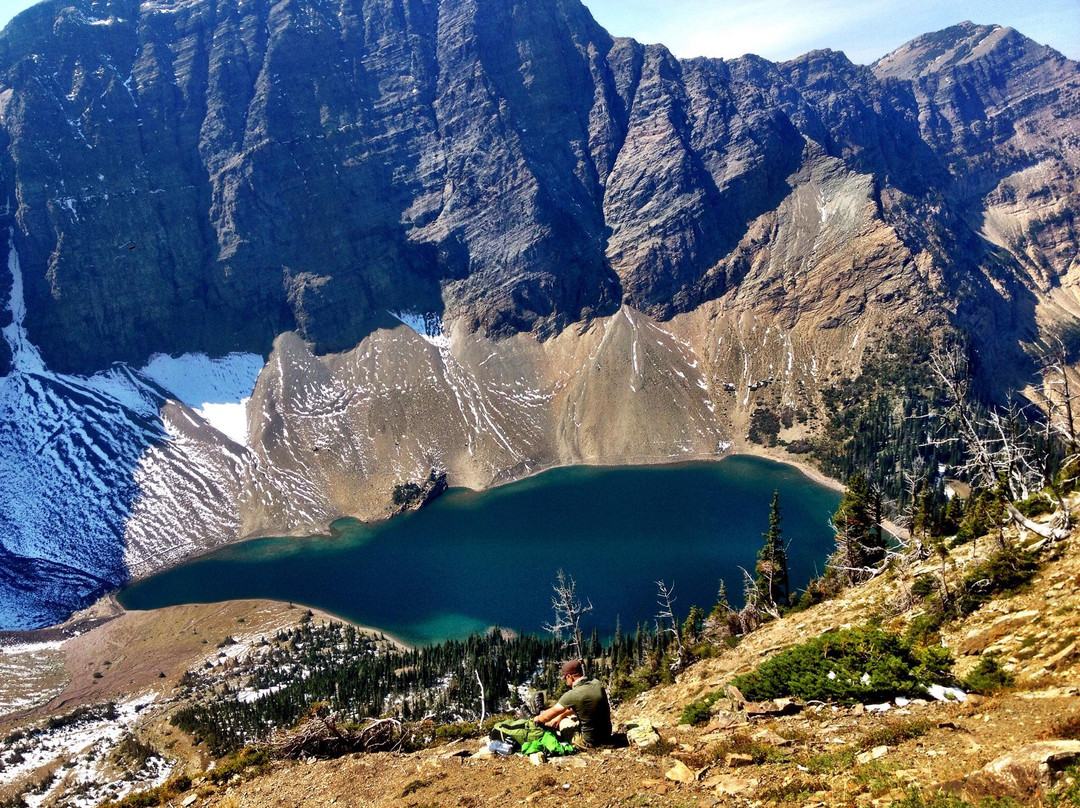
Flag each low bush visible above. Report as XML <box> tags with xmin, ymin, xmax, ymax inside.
<box><xmin>894</xmin><ymin>789</ymin><xmax>1024</xmax><ymax>808</ymax></box>
<box><xmin>955</xmin><ymin>547</ymin><xmax>1039</xmax><ymax>617</ymax></box>
<box><xmin>433</xmin><ymin>722</ymin><xmax>479</xmax><ymax>742</ymax></box>
<box><xmin>1014</xmin><ymin>493</ymin><xmax>1054</xmax><ymax>518</ymax></box>
<box><xmin>729</xmin><ymin>624</ymin><xmax>952</xmax><ymax>703</ymax></box>
<box><xmin>112</xmin><ymin>733</ymin><xmax>158</xmax><ymax>772</ymax></box>
<box><xmin>861</xmin><ymin>719</ymin><xmax>934</xmax><ymax>750</ymax></box>
<box><xmin>98</xmin><ymin>775</ymin><xmax>192</xmax><ymax>808</ymax></box>
<box><xmin>962</xmin><ymin>656</ymin><xmax>1015</xmax><ymax>695</ymax></box>
<box><xmin>911</xmin><ymin>575</ymin><xmax>937</xmax><ymax>599</ymax></box>
<box><xmin>207</xmin><ymin>747</ymin><xmax>271</xmax><ymax>785</ymax></box>
<box><xmin>1047</xmin><ymin>763</ymin><xmax>1080</xmax><ymax>806</ymax></box>
<box><xmin>717</xmin><ymin>732</ymin><xmax>789</xmax><ymax>764</ymax></box>
<box><xmin>759</xmin><ymin>776</ymin><xmax>831</xmax><ymax>802</ymax></box>
<box><xmin>679</xmin><ymin>692</ymin><xmax>723</xmax><ymax>726</ymax></box>
<box><xmin>1044</xmin><ymin>715</ymin><xmax>1080</xmax><ymax>741</ymax></box>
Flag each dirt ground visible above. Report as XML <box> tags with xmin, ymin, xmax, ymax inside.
<box><xmin>169</xmin><ymin>686</ymin><xmax>1075</xmax><ymax>808</ymax></box>
<box><xmin>0</xmin><ymin>598</ymin><xmax>355</xmax><ymax>732</ymax></box>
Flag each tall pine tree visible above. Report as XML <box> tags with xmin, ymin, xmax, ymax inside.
<box><xmin>753</xmin><ymin>490</ymin><xmax>789</xmax><ymax>609</ymax></box>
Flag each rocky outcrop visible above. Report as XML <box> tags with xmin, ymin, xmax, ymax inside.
<box><xmin>0</xmin><ymin>4</ymin><xmax>1075</xmax><ymax>378</ymax></box>
<box><xmin>946</xmin><ymin>741</ymin><xmax>1080</xmax><ymax>802</ymax></box>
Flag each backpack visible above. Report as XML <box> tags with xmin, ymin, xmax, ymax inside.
<box><xmin>520</xmin><ymin>731</ymin><xmax>576</xmax><ymax>757</ymax></box>
<box><xmin>489</xmin><ymin>719</ymin><xmax>545</xmax><ymax>751</ymax></box>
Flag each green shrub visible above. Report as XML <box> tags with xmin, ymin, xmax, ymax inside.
<box><xmin>679</xmin><ymin>692</ymin><xmax>723</xmax><ymax>726</ymax></box>
<box><xmin>1047</xmin><ymin>763</ymin><xmax>1080</xmax><ymax>806</ymax></box>
<box><xmin>861</xmin><ymin>719</ymin><xmax>934</xmax><ymax>750</ymax></box>
<box><xmin>729</xmin><ymin>624</ymin><xmax>952</xmax><ymax>703</ymax></box>
<box><xmin>911</xmin><ymin>575</ymin><xmax>937</xmax><ymax>599</ymax></box>
<box><xmin>956</xmin><ymin>547</ymin><xmax>1039</xmax><ymax>617</ymax></box>
<box><xmin>717</xmin><ymin>732</ymin><xmax>789</xmax><ymax>764</ymax></box>
<box><xmin>759</xmin><ymin>777</ymin><xmax>831</xmax><ymax>802</ymax></box>
<box><xmin>207</xmin><ymin>747</ymin><xmax>271</xmax><ymax>785</ymax></box>
<box><xmin>894</xmin><ymin>789</ymin><xmax>1024</xmax><ymax>808</ymax></box>
<box><xmin>1014</xmin><ymin>493</ymin><xmax>1054</xmax><ymax>518</ymax></box>
<box><xmin>434</xmin><ymin>722</ymin><xmax>479</xmax><ymax>742</ymax></box>
<box><xmin>801</xmin><ymin>746</ymin><xmax>858</xmax><ymax>774</ymax></box>
<box><xmin>962</xmin><ymin>656</ymin><xmax>1015</xmax><ymax>695</ymax></box>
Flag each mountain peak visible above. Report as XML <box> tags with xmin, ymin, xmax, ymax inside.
<box><xmin>871</xmin><ymin>21</ymin><xmax>1048</xmax><ymax>80</ymax></box>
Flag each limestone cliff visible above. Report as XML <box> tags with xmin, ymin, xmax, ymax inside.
<box><xmin>1</xmin><ymin>0</ymin><xmax>1079</xmax><ymax>629</ymax></box>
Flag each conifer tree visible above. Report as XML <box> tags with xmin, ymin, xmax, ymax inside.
<box><xmin>753</xmin><ymin>490</ymin><xmax>789</xmax><ymax>609</ymax></box>
<box><xmin>682</xmin><ymin>605</ymin><xmax>705</xmax><ymax>644</ymax></box>
<box><xmin>829</xmin><ymin>472</ymin><xmax>886</xmax><ymax>585</ymax></box>
<box><xmin>711</xmin><ymin>580</ymin><xmax>732</xmax><ymax>618</ymax></box>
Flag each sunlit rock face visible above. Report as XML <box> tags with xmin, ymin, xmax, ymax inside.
<box><xmin>0</xmin><ymin>0</ymin><xmax>1077</xmax><ymax>628</ymax></box>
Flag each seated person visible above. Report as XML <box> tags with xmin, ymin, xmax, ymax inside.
<box><xmin>535</xmin><ymin>659</ymin><xmax>612</xmax><ymax>748</ymax></box>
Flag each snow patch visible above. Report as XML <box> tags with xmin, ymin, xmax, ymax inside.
<box><xmin>3</xmin><ymin>230</ymin><xmax>45</xmax><ymax>374</ymax></box>
<box><xmin>389</xmin><ymin>311</ymin><xmax>450</xmax><ymax>349</ymax></box>
<box><xmin>140</xmin><ymin>352</ymin><xmax>263</xmax><ymax>445</ymax></box>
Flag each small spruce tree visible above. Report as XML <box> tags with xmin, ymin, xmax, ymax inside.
<box><xmin>829</xmin><ymin>472</ymin><xmax>887</xmax><ymax>586</ymax></box>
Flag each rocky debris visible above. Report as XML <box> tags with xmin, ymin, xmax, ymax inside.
<box><xmin>856</xmin><ymin>745</ymin><xmax>889</xmax><ymax>764</ymax></box>
<box><xmin>751</xmin><ymin>729</ymin><xmax>793</xmax><ymax>748</ymax></box>
<box><xmin>703</xmin><ymin>711</ymin><xmax>749</xmax><ymax>732</ymax></box>
<box><xmin>665</xmin><ymin>759</ymin><xmax>698</xmax><ymax>783</ymax></box>
<box><xmin>744</xmin><ymin>697</ymin><xmax>803</xmax><ymax>717</ymax></box>
<box><xmin>625</xmin><ymin>719</ymin><xmax>662</xmax><ymax>749</ymax></box>
<box><xmin>945</xmin><ymin>741</ymin><xmax>1080</xmax><ymax>802</ymax></box>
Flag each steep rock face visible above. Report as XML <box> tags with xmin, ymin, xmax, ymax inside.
<box><xmin>0</xmin><ymin>4</ymin><xmax>1076</xmax><ymax>375</ymax></box>
<box><xmin>1</xmin><ymin>2</ymin><xmax>1079</xmax><ymax>628</ymax></box>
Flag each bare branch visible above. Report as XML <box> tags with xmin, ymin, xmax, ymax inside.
<box><xmin>542</xmin><ymin>569</ymin><xmax>593</xmax><ymax>661</ymax></box>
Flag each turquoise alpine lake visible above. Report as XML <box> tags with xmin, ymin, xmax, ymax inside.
<box><xmin>119</xmin><ymin>457</ymin><xmax>842</xmax><ymax>647</ymax></box>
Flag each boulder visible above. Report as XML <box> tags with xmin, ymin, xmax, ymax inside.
<box><xmin>625</xmin><ymin>719</ymin><xmax>662</xmax><ymax>749</ymax></box>
<box><xmin>744</xmin><ymin>698</ymin><xmax>803</xmax><ymax>717</ymax></box>
<box><xmin>665</xmin><ymin>760</ymin><xmax>697</xmax><ymax>783</ymax></box>
<box><xmin>706</xmin><ymin>774</ymin><xmax>760</xmax><ymax>796</ymax></box>
<box><xmin>752</xmin><ymin>729</ymin><xmax>793</xmax><ymax>748</ymax></box>
<box><xmin>945</xmin><ymin>741</ymin><xmax>1080</xmax><ymax>801</ymax></box>
<box><xmin>725</xmin><ymin>753</ymin><xmax>755</xmax><ymax>768</ymax></box>
<box><xmin>705</xmin><ymin>711</ymin><xmax>749</xmax><ymax>731</ymax></box>
<box><xmin>856</xmin><ymin>746</ymin><xmax>889</xmax><ymax>765</ymax></box>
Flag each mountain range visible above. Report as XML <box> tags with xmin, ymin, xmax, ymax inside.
<box><xmin>0</xmin><ymin>0</ymin><xmax>1078</xmax><ymax>629</ymax></box>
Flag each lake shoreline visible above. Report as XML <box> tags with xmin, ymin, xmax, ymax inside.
<box><xmin>237</xmin><ymin>446</ymin><xmax>845</xmax><ymax>543</ymax></box>
<box><xmin>116</xmin><ymin>458</ymin><xmax>843</xmax><ymax>646</ymax></box>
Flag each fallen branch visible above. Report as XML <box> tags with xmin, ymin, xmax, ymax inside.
<box><xmin>268</xmin><ymin>713</ymin><xmax>404</xmax><ymax>759</ymax></box>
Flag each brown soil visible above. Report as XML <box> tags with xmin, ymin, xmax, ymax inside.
<box><xmin>183</xmin><ymin>686</ymin><xmax>1078</xmax><ymax>808</ymax></box>
<box><xmin>0</xmin><ymin>599</ymin><xmax>354</xmax><ymax>732</ymax></box>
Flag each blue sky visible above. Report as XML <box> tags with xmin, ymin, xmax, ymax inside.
<box><xmin>0</xmin><ymin>0</ymin><xmax>1076</xmax><ymax>63</ymax></box>
<box><xmin>580</xmin><ymin>0</ymin><xmax>1079</xmax><ymax>63</ymax></box>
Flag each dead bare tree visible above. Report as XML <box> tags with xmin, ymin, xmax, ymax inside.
<box><xmin>1038</xmin><ymin>337</ymin><xmax>1080</xmax><ymax>454</ymax></box>
<box><xmin>543</xmin><ymin>569</ymin><xmax>592</xmax><ymax>663</ymax></box>
<box><xmin>269</xmin><ymin>713</ymin><xmax>403</xmax><ymax>758</ymax></box>
<box><xmin>474</xmin><ymin>670</ymin><xmax>486</xmax><ymax>723</ymax></box>
<box><xmin>902</xmin><ymin>458</ymin><xmax>931</xmax><ymax>561</ymax></box>
<box><xmin>655</xmin><ymin>579</ymin><xmax>686</xmax><ymax>672</ymax></box>
<box><xmin>929</xmin><ymin>343</ymin><xmax>1070</xmax><ymax>542</ymax></box>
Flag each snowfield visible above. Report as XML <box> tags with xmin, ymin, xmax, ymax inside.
<box><xmin>0</xmin><ymin>232</ymin><xmax>263</xmax><ymax>629</ymax></box>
